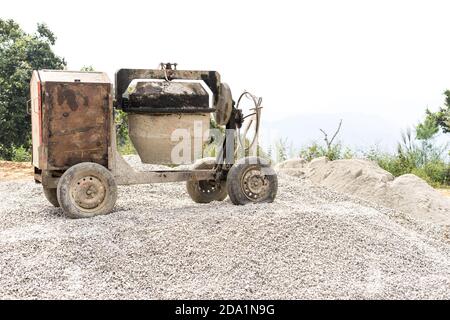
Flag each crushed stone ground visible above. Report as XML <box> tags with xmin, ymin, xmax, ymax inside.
<box><xmin>0</xmin><ymin>156</ymin><xmax>450</xmax><ymax>299</ymax></box>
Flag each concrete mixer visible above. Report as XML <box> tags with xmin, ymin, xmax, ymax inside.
<box><xmin>30</xmin><ymin>63</ymin><xmax>278</xmax><ymax>218</ymax></box>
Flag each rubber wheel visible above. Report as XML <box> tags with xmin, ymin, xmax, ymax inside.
<box><xmin>186</xmin><ymin>157</ymin><xmax>227</xmax><ymax>203</ymax></box>
<box><xmin>227</xmin><ymin>156</ymin><xmax>278</xmax><ymax>205</ymax></box>
<box><xmin>43</xmin><ymin>187</ymin><xmax>60</xmax><ymax>207</ymax></box>
<box><xmin>57</xmin><ymin>162</ymin><xmax>117</xmax><ymax>219</ymax></box>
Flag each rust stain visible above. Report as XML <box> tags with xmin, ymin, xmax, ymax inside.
<box><xmin>44</xmin><ymin>82</ymin><xmax>111</xmax><ymax>168</ymax></box>
<box><xmin>57</xmin><ymin>88</ymin><xmax>79</xmax><ymax>111</ymax></box>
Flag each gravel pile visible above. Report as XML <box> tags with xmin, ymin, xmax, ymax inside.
<box><xmin>1</xmin><ymin>156</ymin><xmax>450</xmax><ymax>299</ymax></box>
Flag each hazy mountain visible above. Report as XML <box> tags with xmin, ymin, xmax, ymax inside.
<box><xmin>262</xmin><ymin>112</ymin><xmax>403</xmax><ymax>153</ymax></box>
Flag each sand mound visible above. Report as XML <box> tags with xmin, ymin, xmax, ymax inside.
<box><xmin>275</xmin><ymin>158</ymin><xmax>307</xmax><ymax>177</ymax></box>
<box><xmin>305</xmin><ymin>157</ymin><xmax>394</xmax><ymax>202</ymax></box>
<box><xmin>300</xmin><ymin>157</ymin><xmax>450</xmax><ymax>225</ymax></box>
<box><xmin>276</xmin><ymin>158</ymin><xmax>307</xmax><ymax>169</ymax></box>
<box><xmin>389</xmin><ymin>174</ymin><xmax>450</xmax><ymax>224</ymax></box>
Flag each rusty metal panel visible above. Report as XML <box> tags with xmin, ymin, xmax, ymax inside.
<box><xmin>42</xmin><ymin>82</ymin><xmax>111</xmax><ymax>170</ymax></box>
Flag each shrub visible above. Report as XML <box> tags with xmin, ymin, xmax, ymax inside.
<box><xmin>118</xmin><ymin>139</ymin><xmax>136</xmax><ymax>155</ymax></box>
<box><xmin>275</xmin><ymin>137</ymin><xmax>288</xmax><ymax>163</ymax></box>
<box><xmin>299</xmin><ymin>141</ymin><xmax>346</xmax><ymax>161</ymax></box>
<box><xmin>115</xmin><ymin>110</ymin><xmax>136</xmax><ymax>155</ymax></box>
<box><xmin>365</xmin><ymin>148</ymin><xmax>449</xmax><ymax>187</ymax></box>
<box><xmin>11</xmin><ymin>145</ymin><xmax>31</xmax><ymax>162</ymax></box>
<box><xmin>419</xmin><ymin>160</ymin><xmax>450</xmax><ymax>187</ymax></box>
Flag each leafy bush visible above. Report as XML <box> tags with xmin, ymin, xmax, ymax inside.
<box><xmin>299</xmin><ymin>141</ymin><xmax>350</xmax><ymax>161</ymax></box>
<box><xmin>118</xmin><ymin>139</ymin><xmax>136</xmax><ymax>155</ymax></box>
<box><xmin>368</xmin><ymin>154</ymin><xmax>449</xmax><ymax>188</ymax></box>
<box><xmin>364</xmin><ymin>136</ymin><xmax>449</xmax><ymax>187</ymax></box>
<box><xmin>115</xmin><ymin>109</ymin><xmax>136</xmax><ymax>155</ymax></box>
<box><xmin>275</xmin><ymin>137</ymin><xmax>288</xmax><ymax>163</ymax></box>
<box><xmin>299</xmin><ymin>142</ymin><xmax>322</xmax><ymax>161</ymax></box>
<box><xmin>11</xmin><ymin>145</ymin><xmax>31</xmax><ymax>162</ymax></box>
<box><xmin>411</xmin><ymin>161</ymin><xmax>450</xmax><ymax>187</ymax></box>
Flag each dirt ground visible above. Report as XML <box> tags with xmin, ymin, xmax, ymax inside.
<box><xmin>0</xmin><ymin>161</ymin><xmax>33</xmax><ymax>181</ymax></box>
<box><xmin>438</xmin><ymin>189</ymin><xmax>450</xmax><ymax>198</ymax></box>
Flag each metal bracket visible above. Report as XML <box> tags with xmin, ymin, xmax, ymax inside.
<box><xmin>26</xmin><ymin>99</ymin><xmax>32</xmax><ymax>115</ymax></box>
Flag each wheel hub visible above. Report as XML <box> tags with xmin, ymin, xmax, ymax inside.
<box><xmin>71</xmin><ymin>176</ymin><xmax>106</xmax><ymax>209</ymax></box>
<box><xmin>198</xmin><ymin>180</ymin><xmax>219</xmax><ymax>194</ymax></box>
<box><xmin>241</xmin><ymin>168</ymin><xmax>269</xmax><ymax>200</ymax></box>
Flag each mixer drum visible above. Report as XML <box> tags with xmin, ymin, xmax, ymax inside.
<box><xmin>123</xmin><ymin>80</ymin><xmax>212</xmax><ymax>164</ymax></box>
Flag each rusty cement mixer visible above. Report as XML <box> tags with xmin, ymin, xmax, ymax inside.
<box><xmin>30</xmin><ymin>63</ymin><xmax>278</xmax><ymax>218</ymax></box>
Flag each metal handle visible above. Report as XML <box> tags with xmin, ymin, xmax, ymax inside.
<box><xmin>26</xmin><ymin>99</ymin><xmax>31</xmax><ymax>115</ymax></box>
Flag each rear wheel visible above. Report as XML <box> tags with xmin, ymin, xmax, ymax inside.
<box><xmin>57</xmin><ymin>162</ymin><xmax>117</xmax><ymax>219</ymax></box>
<box><xmin>186</xmin><ymin>157</ymin><xmax>227</xmax><ymax>203</ymax></box>
<box><xmin>227</xmin><ymin>157</ymin><xmax>278</xmax><ymax>205</ymax></box>
<box><xmin>43</xmin><ymin>187</ymin><xmax>60</xmax><ymax>207</ymax></box>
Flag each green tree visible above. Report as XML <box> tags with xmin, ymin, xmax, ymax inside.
<box><xmin>80</xmin><ymin>65</ymin><xmax>94</xmax><ymax>72</ymax></box>
<box><xmin>439</xmin><ymin>90</ymin><xmax>450</xmax><ymax>133</ymax></box>
<box><xmin>416</xmin><ymin>92</ymin><xmax>450</xmax><ymax>159</ymax></box>
<box><xmin>417</xmin><ymin>90</ymin><xmax>450</xmax><ymax>135</ymax></box>
<box><xmin>416</xmin><ymin>115</ymin><xmax>439</xmax><ymax>140</ymax></box>
<box><xmin>0</xmin><ymin>19</ymin><xmax>65</xmax><ymax>159</ymax></box>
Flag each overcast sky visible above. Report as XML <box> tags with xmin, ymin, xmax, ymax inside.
<box><xmin>3</xmin><ymin>0</ymin><xmax>450</xmax><ymax>131</ymax></box>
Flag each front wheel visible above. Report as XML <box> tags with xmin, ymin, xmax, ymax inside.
<box><xmin>227</xmin><ymin>157</ymin><xmax>278</xmax><ymax>205</ymax></box>
<box><xmin>57</xmin><ymin>162</ymin><xmax>117</xmax><ymax>219</ymax></box>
